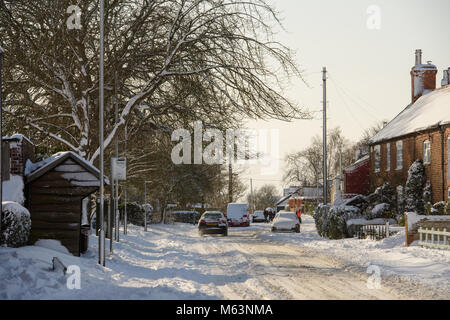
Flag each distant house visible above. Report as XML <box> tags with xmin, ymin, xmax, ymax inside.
<box><xmin>276</xmin><ymin>185</ymin><xmax>323</xmax><ymax>212</ymax></box>
<box><xmin>343</xmin><ymin>154</ymin><xmax>370</xmax><ymax>196</ymax></box>
<box><xmin>368</xmin><ymin>49</ymin><xmax>450</xmax><ymax>204</ymax></box>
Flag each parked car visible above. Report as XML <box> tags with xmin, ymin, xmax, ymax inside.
<box><xmin>198</xmin><ymin>211</ymin><xmax>228</xmax><ymax>236</ymax></box>
<box><xmin>271</xmin><ymin>211</ymin><xmax>300</xmax><ymax>233</ymax></box>
<box><xmin>252</xmin><ymin>210</ymin><xmax>266</xmax><ymax>223</ymax></box>
<box><xmin>226</xmin><ymin>203</ymin><xmax>250</xmax><ymax>227</ymax></box>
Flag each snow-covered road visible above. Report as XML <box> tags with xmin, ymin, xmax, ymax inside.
<box><xmin>1</xmin><ymin>215</ymin><xmax>449</xmax><ymax>300</ymax></box>
<box><xmin>195</xmin><ymin>228</ymin><xmax>404</xmax><ymax>300</ymax></box>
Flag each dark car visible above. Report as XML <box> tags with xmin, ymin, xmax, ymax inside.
<box><xmin>198</xmin><ymin>211</ymin><xmax>228</xmax><ymax>236</ymax></box>
<box><xmin>252</xmin><ymin>210</ymin><xmax>266</xmax><ymax>223</ymax></box>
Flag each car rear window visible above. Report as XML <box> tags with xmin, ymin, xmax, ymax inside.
<box><xmin>279</xmin><ymin>212</ymin><xmax>297</xmax><ymax>219</ymax></box>
<box><xmin>204</xmin><ymin>213</ymin><xmax>222</xmax><ymax>219</ymax></box>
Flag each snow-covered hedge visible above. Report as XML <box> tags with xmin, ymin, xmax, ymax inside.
<box><xmin>313</xmin><ymin>190</ymin><xmax>400</xmax><ymax>240</ymax></box>
<box><xmin>118</xmin><ymin>202</ymin><xmax>152</xmax><ymax>226</ymax></box>
<box><xmin>430</xmin><ymin>201</ymin><xmax>446</xmax><ymax>216</ymax></box>
<box><xmin>313</xmin><ymin>204</ymin><xmax>360</xmax><ymax>239</ymax></box>
<box><xmin>0</xmin><ymin>201</ymin><xmax>31</xmax><ymax>247</ymax></box>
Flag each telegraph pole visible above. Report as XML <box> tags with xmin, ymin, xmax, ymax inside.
<box><xmin>144</xmin><ymin>181</ymin><xmax>151</xmax><ymax>231</ymax></box>
<box><xmin>228</xmin><ymin>161</ymin><xmax>233</xmax><ymax>203</ymax></box>
<box><xmin>322</xmin><ymin>67</ymin><xmax>328</xmax><ymax>206</ymax></box>
<box><xmin>250</xmin><ymin>178</ymin><xmax>253</xmax><ymax>213</ymax></box>
<box><xmin>99</xmin><ymin>0</ymin><xmax>106</xmax><ymax>266</ymax></box>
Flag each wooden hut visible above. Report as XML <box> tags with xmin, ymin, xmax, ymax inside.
<box><xmin>24</xmin><ymin>152</ymin><xmax>105</xmax><ymax>256</ymax></box>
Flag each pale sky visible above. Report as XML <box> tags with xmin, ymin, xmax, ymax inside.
<box><xmin>243</xmin><ymin>0</ymin><xmax>450</xmax><ymax>196</ymax></box>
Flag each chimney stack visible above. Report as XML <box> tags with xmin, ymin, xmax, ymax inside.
<box><xmin>410</xmin><ymin>49</ymin><xmax>437</xmax><ymax>104</ymax></box>
<box><xmin>415</xmin><ymin>49</ymin><xmax>422</xmax><ymax>66</ymax></box>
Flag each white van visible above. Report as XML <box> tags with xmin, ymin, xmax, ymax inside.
<box><xmin>226</xmin><ymin>203</ymin><xmax>250</xmax><ymax>227</ymax></box>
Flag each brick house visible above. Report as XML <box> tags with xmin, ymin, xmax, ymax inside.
<box><xmin>368</xmin><ymin>49</ymin><xmax>450</xmax><ymax>204</ymax></box>
<box><xmin>343</xmin><ymin>154</ymin><xmax>370</xmax><ymax>196</ymax></box>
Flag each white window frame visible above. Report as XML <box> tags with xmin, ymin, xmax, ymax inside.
<box><xmin>396</xmin><ymin>141</ymin><xmax>403</xmax><ymax>170</ymax></box>
<box><xmin>423</xmin><ymin>140</ymin><xmax>431</xmax><ymax>165</ymax></box>
<box><xmin>374</xmin><ymin>145</ymin><xmax>381</xmax><ymax>173</ymax></box>
<box><xmin>386</xmin><ymin>143</ymin><xmax>391</xmax><ymax>172</ymax></box>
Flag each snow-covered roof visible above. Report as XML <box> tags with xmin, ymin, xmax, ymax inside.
<box><xmin>2</xmin><ymin>134</ymin><xmax>34</xmax><ymax>145</ymax></box>
<box><xmin>369</xmin><ymin>86</ymin><xmax>450</xmax><ymax>145</ymax></box>
<box><xmin>25</xmin><ymin>151</ymin><xmax>108</xmax><ymax>185</ymax></box>
<box><xmin>344</xmin><ymin>155</ymin><xmax>370</xmax><ymax>173</ymax></box>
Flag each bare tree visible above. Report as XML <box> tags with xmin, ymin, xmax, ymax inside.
<box><xmin>283</xmin><ymin>127</ymin><xmax>354</xmax><ymax>186</ymax></box>
<box><xmin>247</xmin><ymin>184</ymin><xmax>278</xmax><ymax>211</ymax></box>
<box><xmin>1</xmin><ymin>0</ymin><xmax>308</xmax><ymax>166</ymax></box>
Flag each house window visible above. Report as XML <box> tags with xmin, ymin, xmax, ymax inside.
<box><xmin>374</xmin><ymin>145</ymin><xmax>381</xmax><ymax>173</ymax></box>
<box><xmin>396</xmin><ymin>141</ymin><xmax>403</xmax><ymax>170</ymax></box>
<box><xmin>386</xmin><ymin>143</ymin><xmax>391</xmax><ymax>172</ymax></box>
<box><xmin>423</xmin><ymin>140</ymin><xmax>431</xmax><ymax>164</ymax></box>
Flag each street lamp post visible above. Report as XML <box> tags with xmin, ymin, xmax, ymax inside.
<box><xmin>144</xmin><ymin>181</ymin><xmax>152</xmax><ymax>231</ymax></box>
<box><xmin>98</xmin><ymin>0</ymin><xmax>106</xmax><ymax>266</ymax></box>
<box><xmin>0</xmin><ymin>45</ymin><xmax>4</xmax><ymax>233</ymax></box>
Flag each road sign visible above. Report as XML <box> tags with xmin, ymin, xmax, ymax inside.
<box><xmin>111</xmin><ymin>157</ymin><xmax>126</xmax><ymax>180</ymax></box>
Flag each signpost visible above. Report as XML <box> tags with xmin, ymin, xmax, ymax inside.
<box><xmin>111</xmin><ymin>157</ymin><xmax>126</xmax><ymax>242</ymax></box>
<box><xmin>111</xmin><ymin>157</ymin><xmax>127</xmax><ymax>181</ymax></box>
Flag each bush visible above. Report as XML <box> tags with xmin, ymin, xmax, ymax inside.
<box><xmin>430</xmin><ymin>202</ymin><xmax>445</xmax><ymax>216</ymax></box>
<box><xmin>168</xmin><ymin>211</ymin><xmax>200</xmax><ymax>224</ymax></box>
<box><xmin>365</xmin><ymin>203</ymin><xmax>390</xmax><ymax>220</ymax></box>
<box><xmin>118</xmin><ymin>202</ymin><xmax>150</xmax><ymax>226</ymax></box>
<box><xmin>405</xmin><ymin>160</ymin><xmax>426</xmax><ymax>214</ymax></box>
<box><xmin>0</xmin><ymin>202</ymin><xmax>31</xmax><ymax>247</ymax></box>
<box><xmin>373</xmin><ymin>183</ymin><xmax>397</xmax><ymax>211</ymax></box>
<box><xmin>444</xmin><ymin>202</ymin><xmax>450</xmax><ymax>215</ymax></box>
<box><xmin>344</xmin><ymin>195</ymin><xmax>369</xmax><ymax>212</ymax></box>
<box><xmin>314</xmin><ymin>203</ymin><xmax>360</xmax><ymax>239</ymax></box>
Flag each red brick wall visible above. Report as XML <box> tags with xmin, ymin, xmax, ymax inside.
<box><xmin>344</xmin><ymin>159</ymin><xmax>370</xmax><ymax>195</ymax></box>
<box><xmin>411</xmin><ymin>69</ymin><xmax>437</xmax><ymax>104</ymax></box>
<box><xmin>370</xmin><ymin>125</ymin><xmax>450</xmax><ymax>205</ymax></box>
<box><xmin>8</xmin><ymin>139</ymin><xmax>35</xmax><ymax>176</ymax></box>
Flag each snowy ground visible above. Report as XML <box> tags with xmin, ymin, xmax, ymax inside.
<box><xmin>0</xmin><ymin>215</ymin><xmax>449</xmax><ymax>300</ymax></box>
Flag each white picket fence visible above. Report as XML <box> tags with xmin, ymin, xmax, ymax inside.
<box><xmin>418</xmin><ymin>227</ymin><xmax>450</xmax><ymax>250</ymax></box>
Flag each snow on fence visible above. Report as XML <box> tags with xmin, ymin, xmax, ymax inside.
<box><xmin>405</xmin><ymin>212</ymin><xmax>450</xmax><ymax>246</ymax></box>
<box><xmin>418</xmin><ymin>221</ymin><xmax>450</xmax><ymax>250</ymax></box>
<box><xmin>354</xmin><ymin>223</ymin><xmax>392</xmax><ymax>240</ymax></box>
